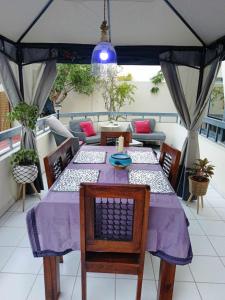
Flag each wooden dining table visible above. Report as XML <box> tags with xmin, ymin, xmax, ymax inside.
<box><xmin>27</xmin><ymin>145</ymin><xmax>192</xmax><ymax>300</ymax></box>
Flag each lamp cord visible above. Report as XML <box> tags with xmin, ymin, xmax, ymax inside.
<box><xmin>107</xmin><ymin>0</ymin><xmax>111</xmax><ymax>42</ymax></box>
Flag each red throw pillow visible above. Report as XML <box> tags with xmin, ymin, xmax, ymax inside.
<box><xmin>134</xmin><ymin>120</ymin><xmax>151</xmax><ymax>133</ymax></box>
<box><xmin>80</xmin><ymin>121</ymin><xmax>96</xmax><ymax>137</ymax></box>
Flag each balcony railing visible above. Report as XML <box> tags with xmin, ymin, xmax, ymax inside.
<box><xmin>58</xmin><ymin>111</ymin><xmax>179</xmax><ymax>123</ymax></box>
<box><xmin>0</xmin><ymin>116</ymin><xmax>51</xmax><ymax>156</ymax></box>
<box><xmin>200</xmin><ymin>116</ymin><xmax>225</xmax><ymax>145</ymax></box>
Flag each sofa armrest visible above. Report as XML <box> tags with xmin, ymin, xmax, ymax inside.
<box><xmin>70</xmin><ymin>130</ymin><xmax>87</xmax><ymax>142</ymax></box>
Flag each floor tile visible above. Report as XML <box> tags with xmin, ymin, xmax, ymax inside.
<box><xmin>116</xmin><ymin>252</ymin><xmax>154</xmax><ymax>280</ymax></box>
<box><xmin>0</xmin><ymin>227</ymin><xmax>25</xmax><ymax>246</ymax></box>
<box><xmin>188</xmin><ymin>220</ymin><xmax>205</xmax><ymax>235</ymax></box>
<box><xmin>190</xmin><ymin>235</ymin><xmax>217</xmax><ymax>256</ymax></box>
<box><xmin>2</xmin><ymin>247</ymin><xmax>42</xmax><ymax>274</ymax></box>
<box><xmin>214</xmin><ymin>208</ymin><xmax>225</xmax><ymax>220</ymax></box>
<box><xmin>28</xmin><ymin>275</ymin><xmax>76</xmax><ymax>300</ymax></box>
<box><xmin>197</xmin><ymin>283</ymin><xmax>225</xmax><ymax>300</ymax></box>
<box><xmin>189</xmin><ymin>207</ymin><xmax>221</xmax><ymax>221</ymax></box>
<box><xmin>208</xmin><ymin>236</ymin><xmax>225</xmax><ymax>256</ymax></box>
<box><xmin>8</xmin><ymin>198</ymin><xmax>39</xmax><ymax>213</ymax></box>
<box><xmin>72</xmin><ymin>276</ymin><xmax>115</xmax><ymax>300</ymax></box>
<box><xmin>180</xmin><ymin>203</ymin><xmax>196</xmax><ymax>220</ymax></box>
<box><xmin>0</xmin><ymin>273</ymin><xmax>36</xmax><ymax>300</ymax></box>
<box><xmin>3</xmin><ymin>212</ymin><xmax>27</xmax><ymax>227</ymax></box>
<box><xmin>0</xmin><ymin>211</ymin><xmax>14</xmax><ymax>226</ymax></box>
<box><xmin>198</xmin><ymin>220</ymin><xmax>225</xmax><ymax>236</ymax></box>
<box><xmin>151</xmin><ymin>256</ymin><xmax>194</xmax><ymax>282</ymax></box>
<box><xmin>0</xmin><ymin>247</ymin><xmax>15</xmax><ymax>270</ymax></box>
<box><xmin>190</xmin><ymin>256</ymin><xmax>225</xmax><ymax>283</ymax></box>
<box><xmin>173</xmin><ymin>282</ymin><xmax>201</xmax><ymax>300</ymax></box>
<box><xmin>116</xmin><ymin>278</ymin><xmax>156</xmax><ymax>300</ymax></box>
<box><xmin>17</xmin><ymin>232</ymin><xmax>31</xmax><ymax>248</ymax></box>
<box><xmin>206</xmin><ymin>197</ymin><xmax>225</xmax><ymax>208</ymax></box>
<box><xmin>60</xmin><ymin>251</ymin><xmax>80</xmax><ymax>276</ymax></box>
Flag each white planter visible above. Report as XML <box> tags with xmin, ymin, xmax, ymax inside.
<box><xmin>13</xmin><ymin>165</ymin><xmax>38</xmax><ymax>184</ymax></box>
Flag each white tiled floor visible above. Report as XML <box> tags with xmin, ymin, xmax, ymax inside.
<box><xmin>1</xmin><ymin>185</ymin><xmax>225</xmax><ymax>299</ymax></box>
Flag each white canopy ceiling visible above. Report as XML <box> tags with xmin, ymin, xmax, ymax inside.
<box><xmin>0</xmin><ymin>0</ymin><xmax>224</xmax><ymax>47</ymax></box>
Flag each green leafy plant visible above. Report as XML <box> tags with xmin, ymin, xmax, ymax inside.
<box><xmin>50</xmin><ymin>64</ymin><xmax>97</xmax><ymax>104</ymax></box>
<box><xmin>150</xmin><ymin>70</ymin><xmax>164</xmax><ymax>94</ymax></box>
<box><xmin>210</xmin><ymin>85</ymin><xmax>224</xmax><ymax>107</ymax></box>
<box><xmin>11</xmin><ymin>148</ymin><xmax>38</xmax><ymax>167</ymax></box>
<box><xmin>100</xmin><ymin>68</ymin><xmax>136</xmax><ymax>120</ymax></box>
<box><xmin>190</xmin><ymin>158</ymin><xmax>215</xmax><ymax>182</ymax></box>
<box><xmin>7</xmin><ymin>102</ymin><xmax>39</xmax><ymax>130</ymax></box>
<box><xmin>117</xmin><ymin>73</ymin><xmax>133</xmax><ymax>81</ymax></box>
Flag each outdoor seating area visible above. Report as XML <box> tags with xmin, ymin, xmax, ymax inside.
<box><xmin>0</xmin><ymin>0</ymin><xmax>225</xmax><ymax>300</ymax></box>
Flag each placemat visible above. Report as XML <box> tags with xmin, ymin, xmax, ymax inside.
<box><xmin>74</xmin><ymin>151</ymin><xmax>106</xmax><ymax>164</ymax></box>
<box><xmin>129</xmin><ymin>170</ymin><xmax>173</xmax><ymax>193</ymax></box>
<box><xmin>52</xmin><ymin>169</ymin><xmax>100</xmax><ymax>192</ymax></box>
<box><xmin>127</xmin><ymin>150</ymin><xmax>158</xmax><ymax>164</ymax></box>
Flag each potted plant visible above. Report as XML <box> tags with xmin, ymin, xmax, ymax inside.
<box><xmin>11</xmin><ymin>148</ymin><xmax>38</xmax><ymax>184</ymax></box>
<box><xmin>7</xmin><ymin>102</ymin><xmax>39</xmax><ymax>183</ymax></box>
<box><xmin>189</xmin><ymin>158</ymin><xmax>215</xmax><ymax>196</ymax></box>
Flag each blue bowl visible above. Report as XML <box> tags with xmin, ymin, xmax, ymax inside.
<box><xmin>109</xmin><ymin>153</ymin><xmax>132</xmax><ymax>169</ymax></box>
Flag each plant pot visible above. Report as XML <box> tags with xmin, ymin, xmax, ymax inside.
<box><xmin>13</xmin><ymin>165</ymin><xmax>38</xmax><ymax>184</ymax></box>
<box><xmin>188</xmin><ymin>176</ymin><xmax>209</xmax><ymax>196</ymax></box>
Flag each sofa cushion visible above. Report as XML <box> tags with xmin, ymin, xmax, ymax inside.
<box><xmin>131</xmin><ymin>118</ymin><xmax>156</xmax><ymax>132</ymax></box>
<box><xmin>80</xmin><ymin>121</ymin><xmax>96</xmax><ymax>137</ymax></box>
<box><xmin>86</xmin><ymin>133</ymin><xmax>101</xmax><ymax>144</ymax></box>
<box><xmin>134</xmin><ymin>120</ymin><xmax>152</xmax><ymax>133</ymax></box>
<box><xmin>47</xmin><ymin>116</ymin><xmax>74</xmax><ymax>138</ymax></box>
<box><xmin>132</xmin><ymin>131</ymin><xmax>166</xmax><ymax>142</ymax></box>
<box><xmin>69</xmin><ymin>118</ymin><xmax>92</xmax><ymax>133</ymax></box>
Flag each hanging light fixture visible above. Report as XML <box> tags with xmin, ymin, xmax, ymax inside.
<box><xmin>91</xmin><ymin>0</ymin><xmax>117</xmax><ymax>77</ymax></box>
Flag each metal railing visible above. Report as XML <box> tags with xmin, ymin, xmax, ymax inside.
<box><xmin>59</xmin><ymin>111</ymin><xmax>179</xmax><ymax>123</ymax></box>
<box><xmin>0</xmin><ymin>111</ymin><xmax>179</xmax><ymax>158</ymax></box>
<box><xmin>0</xmin><ymin>116</ymin><xmax>51</xmax><ymax>156</ymax></box>
<box><xmin>200</xmin><ymin>116</ymin><xmax>225</xmax><ymax>145</ymax></box>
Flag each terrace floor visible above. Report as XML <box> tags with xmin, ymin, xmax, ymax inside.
<box><xmin>0</xmin><ymin>184</ymin><xmax>225</xmax><ymax>300</ymax></box>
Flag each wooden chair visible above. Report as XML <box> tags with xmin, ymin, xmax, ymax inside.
<box><xmin>100</xmin><ymin>131</ymin><xmax>131</xmax><ymax>147</ymax></box>
<box><xmin>80</xmin><ymin>183</ymin><xmax>150</xmax><ymax>300</ymax></box>
<box><xmin>159</xmin><ymin>143</ymin><xmax>181</xmax><ymax>189</ymax></box>
<box><xmin>44</xmin><ymin>137</ymin><xmax>79</xmax><ymax>188</ymax></box>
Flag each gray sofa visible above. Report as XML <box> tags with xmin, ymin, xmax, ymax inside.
<box><xmin>69</xmin><ymin>118</ymin><xmax>101</xmax><ymax>145</ymax></box>
<box><xmin>129</xmin><ymin>118</ymin><xmax>166</xmax><ymax>143</ymax></box>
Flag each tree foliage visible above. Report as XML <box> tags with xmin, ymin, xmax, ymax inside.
<box><xmin>100</xmin><ymin>68</ymin><xmax>136</xmax><ymax>119</ymax></box>
<box><xmin>150</xmin><ymin>70</ymin><xmax>164</xmax><ymax>94</ymax></box>
<box><xmin>50</xmin><ymin>64</ymin><xmax>97</xmax><ymax>104</ymax></box>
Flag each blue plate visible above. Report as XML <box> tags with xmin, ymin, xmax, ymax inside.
<box><xmin>109</xmin><ymin>153</ymin><xmax>132</xmax><ymax>169</ymax></box>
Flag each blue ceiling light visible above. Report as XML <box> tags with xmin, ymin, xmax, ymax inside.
<box><xmin>91</xmin><ymin>0</ymin><xmax>117</xmax><ymax>77</ymax></box>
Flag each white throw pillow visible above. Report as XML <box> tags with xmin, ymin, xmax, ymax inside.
<box><xmin>46</xmin><ymin>115</ymin><xmax>74</xmax><ymax>138</ymax></box>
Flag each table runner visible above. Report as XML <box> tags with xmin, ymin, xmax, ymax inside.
<box><xmin>27</xmin><ymin>145</ymin><xmax>192</xmax><ymax>265</ymax></box>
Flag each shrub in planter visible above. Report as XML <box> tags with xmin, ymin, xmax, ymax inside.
<box><xmin>11</xmin><ymin>148</ymin><xmax>38</xmax><ymax>184</ymax></box>
<box><xmin>189</xmin><ymin>158</ymin><xmax>215</xmax><ymax>196</ymax></box>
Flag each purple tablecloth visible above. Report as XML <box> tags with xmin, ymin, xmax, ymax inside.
<box><xmin>27</xmin><ymin>146</ymin><xmax>192</xmax><ymax>265</ymax></box>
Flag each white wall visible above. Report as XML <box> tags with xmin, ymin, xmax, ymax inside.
<box><xmin>0</xmin><ymin>131</ymin><xmax>57</xmax><ymax>217</ymax></box>
<box><xmin>60</xmin><ymin>81</ymin><xmax>176</xmax><ymax>114</ymax></box>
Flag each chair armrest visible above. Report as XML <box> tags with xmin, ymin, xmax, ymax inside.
<box><xmin>70</xmin><ymin>130</ymin><xmax>87</xmax><ymax>142</ymax></box>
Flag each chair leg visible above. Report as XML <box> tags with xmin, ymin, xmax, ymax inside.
<box><xmin>136</xmin><ymin>272</ymin><xmax>144</xmax><ymax>300</ymax></box>
<box><xmin>201</xmin><ymin>196</ymin><xmax>204</xmax><ymax>209</ymax></box>
<box><xmin>22</xmin><ymin>183</ymin><xmax>26</xmax><ymax>212</ymax></box>
<box><xmin>81</xmin><ymin>265</ymin><xmax>87</xmax><ymax>300</ymax></box>
<box><xmin>186</xmin><ymin>194</ymin><xmax>193</xmax><ymax>206</ymax></box>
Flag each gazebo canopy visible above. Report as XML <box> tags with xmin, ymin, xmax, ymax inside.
<box><xmin>0</xmin><ymin>0</ymin><xmax>225</xmax><ymax>65</ymax></box>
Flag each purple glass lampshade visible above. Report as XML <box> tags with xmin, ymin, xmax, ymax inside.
<box><xmin>91</xmin><ymin>41</ymin><xmax>117</xmax><ymax>77</ymax></box>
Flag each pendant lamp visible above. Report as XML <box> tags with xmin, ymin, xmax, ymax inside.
<box><xmin>91</xmin><ymin>0</ymin><xmax>117</xmax><ymax>77</ymax></box>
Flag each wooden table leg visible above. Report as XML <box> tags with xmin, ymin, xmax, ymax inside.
<box><xmin>157</xmin><ymin>259</ymin><xmax>176</xmax><ymax>300</ymax></box>
<box><xmin>43</xmin><ymin>256</ymin><xmax>60</xmax><ymax>300</ymax></box>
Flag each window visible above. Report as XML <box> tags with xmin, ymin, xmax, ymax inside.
<box><xmin>208</xmin><ymin>76</ymin><xmax>225</xmax><ymax>120</ymax></box>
